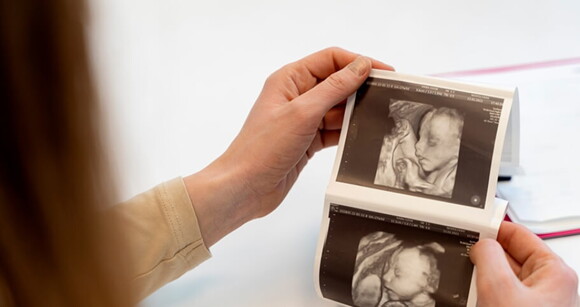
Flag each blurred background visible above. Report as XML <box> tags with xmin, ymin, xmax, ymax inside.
<box><xmin>87</xmin><ymin>1</ymin><xmax>580</xmax><ymax>306</ymax></box>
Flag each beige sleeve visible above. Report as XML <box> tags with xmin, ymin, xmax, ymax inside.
<box><xmin>111</xmin><ymin>177</ymin><xmax>211</xmax><ymax>300</ymax></box>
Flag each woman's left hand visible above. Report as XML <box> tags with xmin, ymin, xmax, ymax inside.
<box><xmin>185</xmin><ymin>47</ymin><xmax>392</xmax><ymax>246</ymax></box>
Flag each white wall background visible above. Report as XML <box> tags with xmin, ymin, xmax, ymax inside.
<box><xmin>88</xmin><ymin>1</ymin><xmax>580</xmax><ymax>306</ymax></box>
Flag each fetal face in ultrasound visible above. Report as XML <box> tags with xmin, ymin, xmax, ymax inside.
<box><xmin>337</xmin><ymin>78</ymin><xmax>505</xmax><ymax>208</ymax></box>
<box><xmin>373</xmin><ymin>99</ymin><xmax>464</xmax><ymax>199</ymax></box>
<box><xmin>352</xmin><ymin>232</ymin><xmax>445</xmax><ymax>307</ymax></box>
<box><xmin>319</xmin><ymin>205</ymin><xmax>477</xmax><ymax>307</ymax></box>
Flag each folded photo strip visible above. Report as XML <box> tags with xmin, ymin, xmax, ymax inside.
<box><xmin>315</xmin><ymin>70</ymin><xmax>517</xmax><ymax>307</ymax></box>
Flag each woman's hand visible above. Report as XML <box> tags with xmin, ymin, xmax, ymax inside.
<box><xmin>470</xmin><ymin>221</ymin><xmax>579</xmax><ymax>307</ymax></box>
<box><xmin>184</xmin><ymin>47</ymin><xmax>392</xmax><ymax>246</ymax></box>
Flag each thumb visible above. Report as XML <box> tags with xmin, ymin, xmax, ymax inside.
<box><xmin>294</xmin><ymin>56</ymin><xmax>372</xmax><ymax>116</ymax></box>
<box><xmin>470</xmin><ymin>239</ymin><xmax>519</xmax><ymax>305</ymax></box>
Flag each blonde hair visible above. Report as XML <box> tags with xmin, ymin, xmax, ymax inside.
<box><xmin>0</xmin><ymin>0</ymin><xmax>133</xmax><ymax>306</ymax></box>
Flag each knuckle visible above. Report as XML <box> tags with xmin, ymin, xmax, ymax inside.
<box><xmin>264</xmin><ymin>72</ymin><xmax>276</xmax><ymax>85</ymax></box>
<box><xmin>326</xmin><ymin>46</ymin><xmax>350</xmax><ymax>56</ymax></box>
<box><xmin>265</xmin><ymin>62</ymin><xmax>297</xmax><ymax>83</ymax></box>
<box><xmin>541</xmin><ymin>256</ymin><xmax>578</xmax><ymax>287</ymax></box>
<box><xmin>264</xmin><ymin>68</ymin><xmax>283</xmax><ymax>86</ymax></box>
<box><xmin>325</xmin><ymin>72</ymin><xmax>347</xmax><ymax>92</ymax></box>
<box><xmin>560</xmin><ymin>262</ymin><xmax>579</xmax><ymax>286</ymax></box>
<box><xmin>323</xmin><ymin>46</ymin><xmax>342</xmax><ymax>54</ymax></box>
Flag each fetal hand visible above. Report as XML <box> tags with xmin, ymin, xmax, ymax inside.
<box><xmin>395</xmin><ymin>158</ymin><xmax>433</xmax><ymax>192</ymax></box>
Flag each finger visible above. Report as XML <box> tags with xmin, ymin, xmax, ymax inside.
<box><xmin>505</xmin><ymin>250</ymin><xmax>523</xmax><ymax>277</ymax></box>
<box><xmin>305</xmin><ymin>130</ymin><xmax>341</xmax><ymax>161</ymax></box>
<box><xmin>319</xmin><ymin>105</ymin><xmax>346</xmax><ymax>131</ymax></box>
<box><xmin>496</xmin><ymin>222</ymin><xmax>553</xmax><ymax>265</ymax></box>
<box><xmin>299</xmin><ymin>47</ymin><xmax>393</xmax><ymax>81</ymax></box>
<box><xmin>470</xmin><ymin>239</ymin><xmax>519</xmax><ymax>299</ymax></box>
<box><xmin>321</xmin><ymin>130</ymin><xmax>341</xmax><ymax>148</ymax></box>
<box><xmin>295</xmin><ymin>154</ymin><xmax>309</xmax><ymax>175</ymax></box>
<box><xmin>293</xmin><ymin>56</ymin><xmax>372</xmax><ymax>117</ymax></box>
<box><xmin>276</xmin><ymin>48</ymin><xmax>393</xmax><ymax>97</ymax></box>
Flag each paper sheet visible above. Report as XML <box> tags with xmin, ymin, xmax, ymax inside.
<box><xmin>443</xmin><ymin>62</ymin><xmax>580</xmax><ymax>231</ymax></box>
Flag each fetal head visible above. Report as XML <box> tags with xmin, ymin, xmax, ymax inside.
<box><xmin>382</xmin><ymin>246</ymin><xmax>441</xmax><ymax>300</ymax></box>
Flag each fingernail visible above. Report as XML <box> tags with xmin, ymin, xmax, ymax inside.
<box><xmin>347</xmin><ymin>56</ymin><xmax>370</xmax><ymax>77</ymax></box>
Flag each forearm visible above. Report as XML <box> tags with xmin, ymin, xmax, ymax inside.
<box><xmin>111</xmin><ymin>178</ymin><xmax>211</xmax><ymax>299</ymax></box>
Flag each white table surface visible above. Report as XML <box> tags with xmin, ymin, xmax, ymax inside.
<box><xmin>88</xmin><ymin>1</ymin><xmax>580</xmax><ymax>305</ymax></box>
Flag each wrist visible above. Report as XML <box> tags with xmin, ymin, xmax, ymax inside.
<box><xmin>183</xmin><ymin>156</ymin><xmax>254</xmax><ymax>247</ymax></box>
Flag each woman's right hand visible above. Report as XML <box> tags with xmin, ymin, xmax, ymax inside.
<box><xmin>470</xmin><ymin>221</ymin><xmax>579</xmax><ymax>307</ymax></box>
